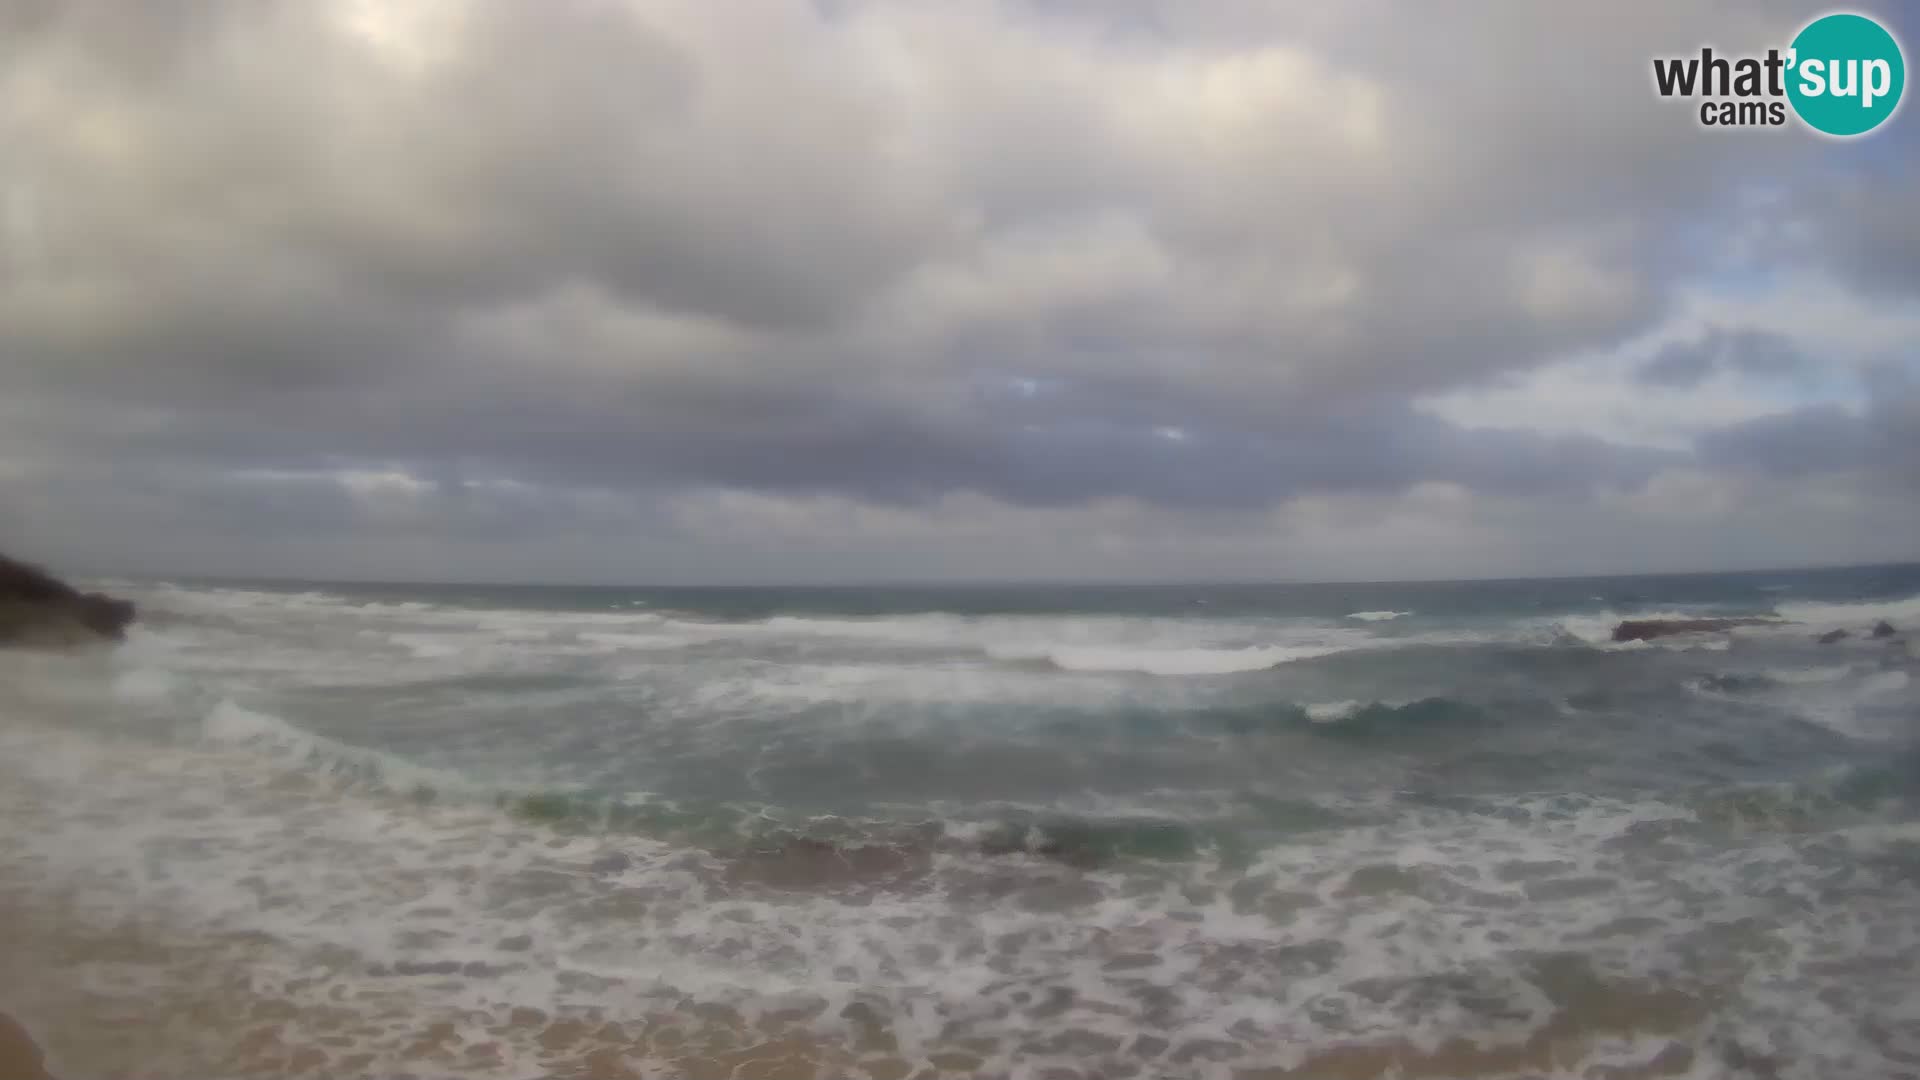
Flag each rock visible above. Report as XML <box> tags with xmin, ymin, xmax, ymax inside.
<box><xmin>721</xmin><ymin>835</ymin><xmax>930</xmax><ymax>893</ymax></box>
<box><xmin>1815</xmin><ymin>629</ymin><xmax>1850</xmax><ymax>645</ymax></box>
<box><xmin>0</xmin><ymin>552</ymin><xmax>135</xmax><ymax>647</ymax></box>
<box><xmin>1610</xmin><ymin>618</ymin><xmax>1776</xmax><ymax>643</ymax></box>
<box><xmin>1871</xmin><ymin>620</ymin><xmax>1897</xmax><ymax>639</ymax></box>
<box><xmin>589</xmin><ymin>851</ymin><xmax>631</xmax><ymax>875</ymax></box>
<box><xmin>75</xmin><ymin>593</ymin><xmax>136</xmax><ymax>638</ymax></box>
<box><xmin>0</xmin><ymin>1012</ymin><xmax>54</xmax><ymax>1080</ymax></box>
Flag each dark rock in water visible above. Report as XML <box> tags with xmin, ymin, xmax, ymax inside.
<box><xmin>1610</xmin><ymin>618</ymin><xmax>1776</xmax><ymax>643</ymax></box>
<box><xmin>0</xmin><ymin>552</ymin><xmax>136</xmax><ymax>647</ymax></box>
<box><xmin>589</xmin><ymin>851</ymin><xmax>631</xmax><ymax>875</ymax></box>
<box><xmin>1871</xmin><ymin>620</ymin><xmax>1897</xmax><ymax>639</ymax></box>
<box><xmin>1815</xmin><ymin>629</ymin><xmax>1850</xmax><ymax>645</ymax></box>
<box><xmin>722</xmin><ymin>835</ymin><xmax>930</xmax><ymax>893</ymax></box>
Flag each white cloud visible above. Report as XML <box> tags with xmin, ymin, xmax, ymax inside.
<box><xmin>1418</xmin><ymin>270</ymin><xmax>1903</xmax><ymax>450</ymax></box>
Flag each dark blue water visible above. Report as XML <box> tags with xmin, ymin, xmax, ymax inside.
<box><xmin>206</xmin><ymin>560</ymin><xmax>1920</xmax><ymax>619</ymax></box>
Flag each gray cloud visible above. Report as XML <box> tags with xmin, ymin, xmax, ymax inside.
<box><xmin>1636</xmin><ymin>328</ymin><xmax>1807</xmax><ymax>387</ymax></box>
<box><xmin>0</xmin><ymin>0</ymin><xmax>1915</xmax><ymax>580</ymax></box>
<box><xmin>1697</xmin><ymin>374</ymin><xmax>1920</xmax><ymax>486</ymax></box>
<box><xmin>1804</xmin><ymin>162</ymin><xmax>1920</xmax><ymax>299</ymax></box>
<box><xmin>1637</xmin><ymin>342</ymin><xmax>1719</xmax><ymax>389</ymax></box>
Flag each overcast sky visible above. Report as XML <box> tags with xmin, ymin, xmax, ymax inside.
<box><xmin>2</xmin><ymin>0</ymin><xmax>1917</xmax><ymax>584</ymax></box>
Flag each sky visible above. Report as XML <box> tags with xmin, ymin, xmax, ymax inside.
<box><xmin>1</xmin><ymin>0</ymin><xmax>1917</xmax><ymax>584</ymax></box>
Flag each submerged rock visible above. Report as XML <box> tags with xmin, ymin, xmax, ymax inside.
<box><xmin>1815</xmin><ymin>629</ymin><xmax>1850</xmax><ymax>645</ymax></box>
<box><xmin>1610</xmin><ymin>618</ymin><xmax>1776</xmax><ymax>643</ymax></box>
<box><xmin>1871</xmin><ymin>620</ymin><xmax>1898</xmax><ymax>639</ymax></box>
<box><xmin>721</xmin><ymin>835</ymin><xmax>931</xmax><ymax>893</ymax></box>
<box><xmin>0</xmin><ymin>552</ymin><xmax>136</xmax><ymax>647</ymax></box>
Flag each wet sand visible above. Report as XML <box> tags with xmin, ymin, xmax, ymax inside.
<box><xmin>0</xmin><ymin>879</ymin><xmax>1717</xmax><ymax>1080</ymax></box>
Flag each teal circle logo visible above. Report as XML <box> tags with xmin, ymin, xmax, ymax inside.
<box><xmin>1787</xmin><ymin>13</ymin><xmax>1905</xmax><ymax>136</ymax></box>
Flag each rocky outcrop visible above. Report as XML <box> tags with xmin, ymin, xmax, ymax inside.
<box><xmin>1815</xmin><ymin>629</ymin><xmax>1850</xmax><ymax>645</ymax></box>
<box><xmin>0</xmin><ymin>1012</ymin><xmax>53</xmax><ymax>1080</ymax></box>
<box><xmin>0</xmin><ymin>552</ymin><xmax>135</xmax><ymax>647</ymax></box>
<box><xmin>1610</xmin><ymin>618</ymin><xmax>1778</xmax><ymax>643</ymax></box>
<box><xmin>1872</xmin><ymin>620</ymin><xmax>1898</xmax><ymax>639</ymax></box>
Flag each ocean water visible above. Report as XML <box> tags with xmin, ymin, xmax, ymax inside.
<box><xmin>2</xmin><ymin>565</ymin><xmax>1919</xmax><ymax>1079</ymax></box>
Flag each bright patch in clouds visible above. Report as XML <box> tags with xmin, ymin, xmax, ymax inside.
<box><xmin>1420</xmin><ymin>275</ymin><xmax>1888</xmax><ymax>451</ymax></box>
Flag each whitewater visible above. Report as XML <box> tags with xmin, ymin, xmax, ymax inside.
<box><xmin>2</xmin><ymin>564</ymin><xmax>1918</xmax><ymax>1078</ymax></box>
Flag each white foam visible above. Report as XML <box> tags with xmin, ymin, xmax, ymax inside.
<box><xmin>1861</xmin><ymin>670</ymin><xmax>1910</xmax><ymax>695</ymax></box>
<box><xmin>758</xmin><ymin>613</ymin><xmax>971</xmax><ymax>645</ymax></box>
<box><xmin>1745</xmin><ymin>664</ymin><xmax>1917</xmax><ymax>741</ymax></box>
<box><xmin>1002</xmin><ymin>642</ymin><xmax>1343</xmax><ymax>675</ymax></box>
<box><xmin>1608</xmin><ymin>635</ymin><xmax>1731</xmax><ymax>653</ymax></box>
<box><xmin>743</xmin><ymin>612</ymin><xmax>1413</xmax><ymax>675</ymax></box>
<box><xmin>1344</xmin><ymin>610</ymin><xmax>1410</xmax><ymax>622</ymax></box>
<box><xmin>387</xmin><ymin>632</ymin><xmax>467</xmax><ymax>659</ymax></box>
<box><xmin>198</xmin><ymin>699</ymin><xmax>472</xmax><ymax>796</ymax></box>
<box><xmin>111</xmin><ymin>667</ymin><xmax>179</xmax><ymax>704</ymax></box>
<box><xmin>202</xmin><ymin>699</ymin><xmax>312</xmax><ymax>745</ymax></box>
<box><xmin>1775</xmin><ymin>593</ymin><xmax>1920</xmax><ymax>630</ymax></box>
<box><xmin>6</xmin><ymin>690</ymin><xmax>1917</xmax><ymax>1078</ymax></box>
<box><xmin>19</xmin><ymin>577</ymin><xmax>1919</xmax><ymax>1077</ymax></box>
<box><xmin>121</xmin><ymin>584</ymin><xmax>1465</xmax><ymax>699</ymax></box>
<box><xmin>675</xmin><ymin>660</ymin><xmax>1137</xmax><ymax>715</ymax></box>
<box><xmin>577</xmin><ymin>628</ymin><xmax>724</xmax><ymax>651</ymax></box>
<box><xmin>1677</xmin><ymin>638</ymin><xmax>1732</xmax><ymax>652</ymax></box>
<box><xmin>1762</xmin><ymin>664</ymin><xmax>1855</xmax><ymax>685</ymax></box>
<box><xmin>469</xmin><ymin>609</ymin><xmax>665</xmax><ymax>633</ymax></box>
<box><xmin>132</xmin><ymin>583</ymin><xmax>358</xmax><ymax>616</ymax></box>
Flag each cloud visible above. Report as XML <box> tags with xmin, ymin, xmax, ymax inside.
<box><xmin>1697</xmin><ymin>372</ymin><xmax>1920</xmax><ymax>488</ymax></box>
<box><xmin>0</xmin><ymin>0</ymin><xmax>1916</xmax><ymax>580</ymax></box>
<box><xmin>1636</xmin><ymin>327</ymin><xmax>1807</xmax><ymax>387</ymax></box>
<box><xmin>1637</xmin><ymin>340</ymin><xmax>1719</xmax><ymax>389</ymax></box>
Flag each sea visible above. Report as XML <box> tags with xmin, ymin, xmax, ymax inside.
<box><xmin>2</xmin><ymin>564</ymin><xmax>1918</xmax><ymax>1079</ymax></box>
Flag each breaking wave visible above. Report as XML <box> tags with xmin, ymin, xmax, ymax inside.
<box><xmin>10</xmin><ymin>567</ymin><xmax>1917</xmax><ymax>1078</ymax></box>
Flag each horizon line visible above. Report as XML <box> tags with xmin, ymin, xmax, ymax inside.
<box><xmin>87</xmin><ymin>557</ymin><xmax>1920</xmax><ymax>594</ymax></box>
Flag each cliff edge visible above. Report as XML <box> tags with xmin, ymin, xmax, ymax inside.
<box><xmin>0</xmin><ymin>552</ymin><xmax>135</xmax><ymax>647</ymax></box>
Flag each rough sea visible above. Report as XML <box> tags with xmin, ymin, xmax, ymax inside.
<box><xmin>2</xmin><ymin>564</ymin><xmax>1919</xmax><ymax>1079</ymax></box>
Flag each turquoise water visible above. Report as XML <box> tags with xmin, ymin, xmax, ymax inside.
<box><xmin>3</xmin><ymin>564</ymin><xmax>1918</xmax><ymax>1076</ymax></box>
<box><xmin>197</xmin><ymin>563</ymin><xmax>1920</xmax><ymax>823</ymax></box>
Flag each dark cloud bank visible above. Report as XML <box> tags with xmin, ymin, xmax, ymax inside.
<box><xmin>1</xmin><ymin>0</ymin><xmax>1916</xmax><ymax>581</ymax></box>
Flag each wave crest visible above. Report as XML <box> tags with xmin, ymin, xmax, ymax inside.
<box><xmin>995</xmin><ymin>642</ymin><xmax>1345</xmax><ymax>676</ymax></box>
